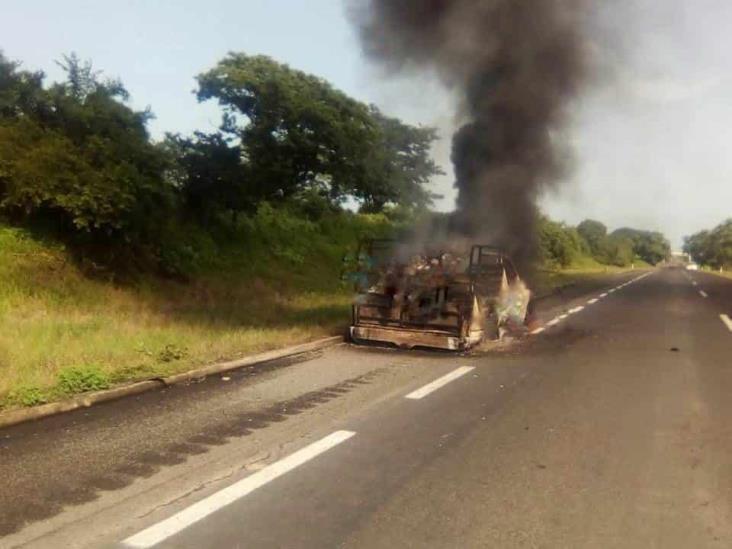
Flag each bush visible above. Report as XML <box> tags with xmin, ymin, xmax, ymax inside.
<box><xmin>157</xmin><ymin>344</ymin><xmax>188</xmax><ymax>363</ymax></box>
<box><xmin>7</xmin><ymin>386</ymin><xmax>48</xmax><ymax>407</ymax></box>
<box><xmin>57</xmin><ymin>365</ymin><xmax>110</xmax><ymax>394</ymax></box>
<box><xmin>0</xmin><ymin>53</ymin><xmax>174</xmax><ymax>269</ymax></box>
<box><xmin>539</xmin><ymin>217</ymin><xmax>584</xmax><ymax>268</ymax></box>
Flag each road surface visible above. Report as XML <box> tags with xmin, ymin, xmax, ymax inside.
<box><xmin>2</xmin><ymin>267</ymin><xmax>732</xmax><ymax>548</ymax></box>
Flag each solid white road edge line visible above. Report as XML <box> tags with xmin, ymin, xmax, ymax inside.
<box><xmin>720</xmin><ymin>314</ymin><xmax>732</xmax><ymax>332</ymax></box>
<box><xmin>530</xmin><ymin>327</ymin><xmax>545</xmax><ymax>335</ymax></box>
<box><xmin>405</xmin><ymin>366</ymin><xmax>475</xmax><ymax>400</ymax></box>
<box><xmin>558</xmin><ymin>314</ymin><xmax>569</xmax><ymax>320</ymax></box>
<box><xmin>122</xmin><ymin>430</ymin><xmax>357</xmax><ymax>548</ymax></box>
<box><xmin>546</xmin><ymin>318</ymin><xmax>561</xmax><ymax>327</ymax></box>
<box><xmin>700</xmin><ymin>290</ymin><xmax>708</xmax><ymax>298</ymax></box>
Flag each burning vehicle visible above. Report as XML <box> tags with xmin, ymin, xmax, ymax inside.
<box><xmin>346</xmin><ymin>240</ymin><xmax>531</xmax><ymax>351</ymax></box>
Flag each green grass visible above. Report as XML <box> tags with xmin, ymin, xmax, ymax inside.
<box><xmin>0</xmin><ymin>209</ymin><xmax>393</xmax><ymax>410</ymax></box>
<box><xmin>698</xmin><ymin>266</ymin><xmax>732</xmax><ymax>280</ymax></box>
<box><xmin>532</xmin><ymin>255</ymin><xmax>652</xmax><ymax>297</ymax></box>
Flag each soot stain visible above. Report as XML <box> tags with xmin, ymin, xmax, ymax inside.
<box><xmin>0</xmin><ymin>500</ymin><xmax>63</xmax><ymax>537</ymax></box>
<box><xmin>0</xmin><ymin>370</ymin><xmax>380</xmax><ymax>537</ymax></box>
<box><xmin>89</xmin><ymin>474</ymin><xmax>132</xmax><ymax>491</ymax></box>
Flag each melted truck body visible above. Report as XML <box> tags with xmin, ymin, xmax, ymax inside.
<box><xmin>348</xmin><ymin>242</ymin><xmax>530</xmax><ymax>351</ymax></box>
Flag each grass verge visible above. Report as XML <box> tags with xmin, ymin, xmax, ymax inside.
<box><xmin>0</xmin><ymin>209</ymin><xmax>393</xmax><ymax>411</ymax></box>
<box><xmin>532</xmin><ymin>256</ymin><xmax>651</xmax><ymax>297</ymax></box>
<box><xmin>697</xmin><ymin>267</ymin><xmax>732</xmax><ymax>280</ymax></box>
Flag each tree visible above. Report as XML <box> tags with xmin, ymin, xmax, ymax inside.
<box><xmin>685</xmin><ymin>220</ymin><xmax>732</xmax><ymax>269</ymax></box>
<box><xmin>577</xmin><ymin>219</ymin><xmax>607</xmax><ymax>257</ymax></box>
<box><xmin>538</xmin><ymin>216</ymin><xmax>585</xmax><ymax>268</ymax></box>
<box><xmin>575</xmin><ymin>219</ymin><xmax>670</xmax><ymax>266</ymax></box>
<box><xmin>709</xmin><ymin>220</ymin><xmax>732</xmax><ymax>268</ymax></box>
<box><xmin>54</xmin><ymin>53</ymin><xmax>104</xmax><ymax>102</ymax></box>
<box><xmin>684</xmin><ymin>230</ymin><xmax>711</xmax><ymax>265</ymax></box>
<box><xmin>611</xmin><ymin>228</ymin><xmax>670</xmax><ymax>265</ymax></box>
<box><xmin>355</xmin><ymin>106</ymin><xmax>443</xmax><ymax>212</ymax></box>
<box><xmin>0</xmin><ymin>52</ymin><xmax>172</xmax><ymax>251</ymax></box>
<box><xmin>196</xmin><ymin>54</ymin><xmax>376</xmax><ymax>204</ymax></box>
<box><xmin>163</xmin><ymin>132</ymin><xmax>251</xmax><ymax>225</ymax></box>
<box><xmin>195</xmin><ymin>53</ymin><xmax>440</xmax><ymax>212</ymax></box>
<box><xmin>603</xmin><ymin>235</ymin><xmax>634</xmax><ymax>267</ymax></box>
<box><xmin>0</xmin><ymin>53</ymin><xmax>48</xmax><ymax>121</ymax></box>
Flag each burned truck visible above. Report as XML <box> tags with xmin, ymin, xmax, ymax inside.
<box><xmin>346</xmin><ymin>240</ymin><xmax>531</xmax><ymax>351</ymax></box>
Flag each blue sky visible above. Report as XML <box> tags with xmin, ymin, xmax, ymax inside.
<box><xmin>3</xmin><ymin>0</ymin><xmax>732</xmax><ymax>247</ymax></box>
<box><xmin>3</xmin><ymin>1</ymin><xmax>369</xmax><ymax>137</ymax></box>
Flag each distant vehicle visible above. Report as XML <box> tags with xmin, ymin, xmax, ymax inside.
<box><xmin>686</xmin><ymin>263</ymin><xmax>699</xmax><ymax>271</ymax></box>
<box><xmin>347</xmin><ymin>241</ymin><xmax>531</xmax><ymax>351</ymax></box>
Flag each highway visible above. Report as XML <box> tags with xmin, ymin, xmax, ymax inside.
<box><xmin>3</xmin><ymin>267</ymin><xmax>732</xmax><ymax>548</ymax></box>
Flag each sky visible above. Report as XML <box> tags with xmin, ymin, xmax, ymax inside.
<box><xmin>2</xmin><ymin>0</ymin><xmax>732</xmax><ymax>248</ymax></box>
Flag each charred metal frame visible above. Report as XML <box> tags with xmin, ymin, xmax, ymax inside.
<box><xmin>349</xmin><ymin>241</ymin><xmax>521</xmax><ymax>350</ymax></box>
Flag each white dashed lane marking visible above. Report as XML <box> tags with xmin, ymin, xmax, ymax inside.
<box><xmin>699</xmin><ymin>290</ymin><xmax>708</xmax><ymax>298</ymax></box>
<box><xmin>720</xmin><ymin>314</ymin><xmax>732</xmax><ymax>332</ymax></box>
<box><xmin>530</xmin><ymin>273</ymin><xmax>650</xmax><ymax>337</ymax></box>
<box><xmin>122</xmin><ymin>430</ymin><xmax>356</xmax><ymax>548</ymax></box>
<box><xmin>405</xmin><ymin>366</ymin><xmax>475</xmax><ymax>400</ymax></box>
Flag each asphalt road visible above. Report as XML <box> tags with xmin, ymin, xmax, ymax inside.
<box><xmin>3</xmin><ymin>267</ymin><xmax>732</xmax><ymax>548</ymax></box>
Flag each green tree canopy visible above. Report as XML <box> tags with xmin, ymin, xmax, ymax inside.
<box><xmin>684</xmin><ymin>220</ymin><xmax>732</xmax><ymax>268</ymax></box>
<box><xmin>356</xmin><ymin>106</ymin><xmax>443</xmax><ymax>213</ymax></box>
<box><xmin>610</xmin><ymin>228</ymin><xmax>670</xmax><ymax>265</ymax></box>
<box><xmin>603</xmin><ymin>235</ymin><xmax>635</xmax><ymax>267</ymax></box>
<box><xmin>0</xmin><ymin>52</ymin><xmax>171</xmax><ymax>242</ymax></box>
<box><xmin>538</xmin><ymin>216</ymin><xmax>586</xmax><ymax>268</ymax></box>
<box><xmin>576</xmin><ymin>219</ymin><xmax>607</xmax><ymax>256</ymax></box>
<box><xmin>162</xmin><ymin>131</ymin><xmax>249</xmax><ymax>224</ymax></box>
<box><xmin>195</xmin><ymin>53</ymin><xmax>440</xmax><ymax>212</ymax></box>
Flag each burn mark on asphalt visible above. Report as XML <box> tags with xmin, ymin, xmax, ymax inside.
<box><xmin>115</xmin><ymin>462</ymin><xmax>158</xmax><ymax>479</ymax></box>
<box><xmin>88</xmin><ymin>474</ymin><xmax>131</xmax><ymax>491</ymax></box>
<box><xmin>167</xmin><ymin>442</ymin><xmax>209</xmax><ymax>456</ymax></box>
<box><xmin>0</xmin><ymin>370</ymin><xmax>382</xmax><ymax>537</ymax></box>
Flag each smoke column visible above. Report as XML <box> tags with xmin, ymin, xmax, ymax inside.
<box><xmin>352</xmin><ymin>0</ymin><xmax>590</xmax><ymax>267</ymax></box>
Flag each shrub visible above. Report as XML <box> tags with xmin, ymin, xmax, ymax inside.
<box><xmin>157</xmin><ymin>344</ymin><xmax>188</xmax><ymax>363</ymax></box>
<box><xmin>57</xmin><ymin>365</ymin><xmax>110</xmax><ymax>394</ymax></box>
<box><xmin>7</xmin><ymin>386</ymin><xmax>48</xmax><ymax>407</ymax></box>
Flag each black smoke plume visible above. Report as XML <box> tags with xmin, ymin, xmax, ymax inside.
<box><xmin>352</xmin><ymin>0</ymin><xmax>589</xmax><ymax>267</ymax></box>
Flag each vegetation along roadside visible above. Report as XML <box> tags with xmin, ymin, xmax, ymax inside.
<box><xmin>0</xmin><ymin>51</ymin><xmax>670</xmax><ymax>410</ymax></box>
